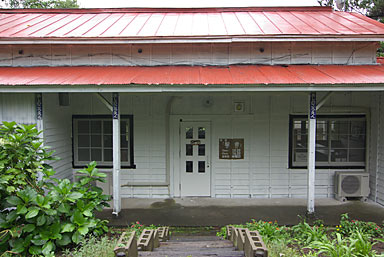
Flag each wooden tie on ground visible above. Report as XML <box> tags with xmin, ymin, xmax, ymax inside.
<box><xmin>139</xmin><ymin>235</ymin><xmax>244</xmax><ymax>257</ymax></box>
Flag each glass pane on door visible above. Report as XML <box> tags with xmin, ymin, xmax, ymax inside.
<box><xmin>186</xmin><ymin>161</ymin><xmax>193</xmax><ymax>173</ymax></box>
<box><xmin>186</xmin><ymin>127</ymin><xmax>193</xmax><ymax>139</ymax></box>
<box><xmin>186</xmin><ymin>144</ymin><xmax>193</xmax><ymax>156</ymax></box>
<box><xmin>198</xmin><ymin>161</ymin><xmax>205</xmax><ymax>173</ymax></box>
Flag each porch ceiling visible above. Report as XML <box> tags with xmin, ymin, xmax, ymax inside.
<box><xmin>0</xmin><ymin>65</ymin><xmax>384</xmax><ymax>91</ymax></box>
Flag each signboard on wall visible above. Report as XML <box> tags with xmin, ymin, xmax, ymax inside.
<box><xmin>219</xmin><ymin>138</ymin><xmax>244</xmax><ymax>159</ymax></box>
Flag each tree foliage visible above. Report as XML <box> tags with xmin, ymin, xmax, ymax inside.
<box><xmin>2</xmin><ymin>0</ymin><xmax>78</xmax><ymax>8</ymax></box>
<box><xmin>0</xmin><ymin>122</ymin><xmax>110</xmax><ymax>256</ymax></box>
<box><xmin>318</xmin><ymin>0</ymin><xmax>384</xmax><ymax>21</ymax></box>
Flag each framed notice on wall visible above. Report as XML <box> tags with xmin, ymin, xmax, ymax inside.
<box><xmin>219</xmin><ymin>138</ymin><xmax>244</xmax><ymax>159</ymax></box>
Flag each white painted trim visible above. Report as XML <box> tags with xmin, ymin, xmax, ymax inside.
<box><xmin>0</xmin><ymin>37</ymin><xmax>383</xmax><ymax>45</ymax></box>
<box><xmin>307</xmin><ymin>92</ymin><xmax>316</xmax><ymax>214</ymax></box>
<box><xmin>112</xmin><ymin>93</ymin><xmax>121</xmax><ymax>215</ymax></box>
<box><xmin>2</xmin><ymin>85</ymin><xmax>384</xmax><ymax>93</ymax></box>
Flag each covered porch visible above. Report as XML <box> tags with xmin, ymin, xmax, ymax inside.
<box><xmin>0</xmin><ymin>65</ymin><xmax>384</xmax><ymax>217</ymax></box>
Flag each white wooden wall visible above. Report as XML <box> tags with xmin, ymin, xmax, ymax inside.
<box><xmin>69</xmin><ymin>93</ymin><xmax>170</xmax><ymax>198</ymax></box>
<box><xmin>0</xmin><ymin>93</ymin><xmax>35</xmax><ymax>124</ymax></box>
<box><xmin>6</xmin><ymin>91</ymin><xmax>376</xmax><ymax>200</ymax></box>
<box><xmin>170</xmin><ymin>92</ymin><xmax>373</xmax><ymax>199</ymax></box>
<box><xmin>0</xmin><ymin>42</ymin><xmax>377</xmax><ymax>67</ymax></box>
<box><xmin>42</xmin><ymin>94</ymin><xmax>73</xmax><ymax>180</ymax></box>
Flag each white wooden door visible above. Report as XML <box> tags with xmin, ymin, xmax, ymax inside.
<box><xmin>180</xmin><ymin>121</ymin><xmax>211</xmax><ymax>196</ymax></box>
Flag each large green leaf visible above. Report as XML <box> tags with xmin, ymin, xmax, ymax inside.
<box><xmin>29</xmin><ymin>245</ymin><xmax>42</xmax><ymax>255</ymax></box>
<box><xmin>73</xmin><ymin>210</ymin><xmax>86</xmax><ymax>226</ymax></box>
<box><xmin>26</xmin><ymin>207</ymin><xmax>39</xmax><ymax>219</ymax></box>
<box><xmin>42</xmin><ymin>241</ymin><xmax>54</xmax><ymax>256</ymax></box>
<box><xmin>16</xmin><ymin>205</ymin><xmax>28</xmax><ymax>215</ymax></box>
<box><xmin>36</xmin><ymin>194</ymin><xmax>45</xmax><ymax>207</ymax></box>
<box><xmin>78</xmin><ymin>225</ymin><xmax>89</xmax><ymax>236</ymax></box>
<box><xmin>6</xmin><ymin>196</ymin><xmax>22</xmax><ymax>206</ymax></box>
<box><xmin>67</xmin><ymin>192</ymin><xmax>83</xmax><ymax>202</ymax></box>
<box><xmin>56</xmin><ymin>234</ymin><xmax>71</xmax><ymax>246</ymax></box>
<box><xmin>57</xmin><ymin>203</ymin><xmax>70</xmax><ymax>214</ymax></box>
<box><xmin>71</xmin><ymin>231</ymin><xmax>81</xmax><ymax>244</ymax></box>
<box><xmin>11</xmin><ymin>238</ymin><xmax>25</xmax><ymax>253</ymax></box>
<box><xmin>36</xmin><ymin>215</ymin><xmax>46</xmax><ymax>226</ymax></box>
<box><xmin>23</xmin><ymin>224</ymin><xmax>36</xmax><ymax>233</ymax></box>
<box><xmin>61</xmin><ymin>223</ymin><xmax>75</xmax><ymax>233</ymax></box>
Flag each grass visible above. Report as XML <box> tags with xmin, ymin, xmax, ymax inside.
<box><xmin>61</xmin><ymin>236</ymin><xmax>118</xmax><ymax>257</ymax></box>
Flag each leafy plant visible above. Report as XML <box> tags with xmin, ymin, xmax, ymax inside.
<box><xmin>338</xmin><ymin>213</ymin><xmax>383</xmax><ymax>238</ymax></box>
<box><xmin>0</xmin><ymin>122</ymin><xmax>110</xmax><ymax>256</ymax></box>
<box><xmin>62</xmin><ymin>235</ymin><xmax>117</xmax><ymax>257</ymax></box>
<box><xmin>244</xmin><ymin>220</ymin><xmax>290</xmax><ymax>244</ymax></box>
<box><xmin>291</xmin><ymin>219</ymin><xmax>327</xmax><ymax>246</ymax></box>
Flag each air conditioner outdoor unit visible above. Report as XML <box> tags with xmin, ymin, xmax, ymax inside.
<box><xmin>334</xmin><ymin>171</ymin><xmax>370</xmax><ymax>202</ymax></box>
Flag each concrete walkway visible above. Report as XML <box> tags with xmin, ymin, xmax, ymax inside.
<box><xmin>97</xmin><ymin>198</ymin><xmax>384</xmax><ymax>227</ymax></box>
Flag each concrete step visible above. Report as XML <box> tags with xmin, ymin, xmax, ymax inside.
<box><xmin>139</xmin><ymin>235</ymin><xmax>244</xmax><ymax>257</ymax></box>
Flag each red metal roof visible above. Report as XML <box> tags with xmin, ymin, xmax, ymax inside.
<box><xmin>0</xmin><ymin>65</ymin><xmax>383</xmax><ymax>86</ymax></box>
<box><xmin>0</xmin><ymin>7</ymin><xmax>383</xmax><ymax>42</ymax></box>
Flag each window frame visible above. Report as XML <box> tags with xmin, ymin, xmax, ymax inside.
<box><xmin>72</xmin><ymin>115</ymin><xmax>135</xmax><ymax>169</ymax></box>
<box><xmin>289</xmin><ymin>114</ymin><xmax>366</xmax><ymax>169</ymax></box>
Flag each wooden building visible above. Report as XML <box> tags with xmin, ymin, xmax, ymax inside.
<box><xmin>1</xmin><ymin>6</ymin><xmax>384</xmax><ymax>215</ymax></box>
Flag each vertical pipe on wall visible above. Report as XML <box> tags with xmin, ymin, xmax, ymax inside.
<box><xmin>307</xmin><ymin>92</ymin><xmax>317</xmax><ymax>215</ymax></box>
<box><xmin>36</xmin><ymin>93</ymin><xmax>44</xmax><ymax>181</ymax></box>
<box><xmin>112</xmin><ymin>93</ymin><xmax>121</xmax><ymax>216</ymax></box>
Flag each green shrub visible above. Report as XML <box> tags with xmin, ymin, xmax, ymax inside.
<box><xmin>244</xmin><ymin>220</ymin><xmax>290</xmax><ymax>244</ymax></box>
<box><xmin>338</xmin><ymin>213</ymin><xmax>383</xmax><ymax>238</ymax></box>
<box><xmin>0</xmin><ymin>122</ymin><xmax>110</xmax><ymax>256</ymax></box>
<box><xmin>291</xmin><ymin>219</ymin><xmax>327</xmax><ymax>246</ymax></box>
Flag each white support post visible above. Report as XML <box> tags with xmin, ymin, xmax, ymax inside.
<box><xmin>307</xmin><ymin>92</ymin><xmax>316</xmax><ymax>215</ymax></box>
<box><xmin>36</xmin><ymin>93</ymin><xmax>44</xmax><ymax>181</ymax></box>
<box><xmin>112</xmin><ymin>93</ymin><xmax>121</xmax><ymax>216</ymax></box>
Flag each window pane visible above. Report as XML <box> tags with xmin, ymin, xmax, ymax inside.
<box><xmin>198</xmin><ymin>144</ymin><xmax>205</xmax><ymax>156</ymax></box>
<box><xmin>121</xmin><ymin>149</ymin><xmax>129</xmax><ymax>162</ymax></box>
<box><xmin>294</xmin><ymin>150</ymin><xmax>307</xmax><ymax>162</ymax></box>
<box><xmin>78</xmin><ymin>148</ymin><xmax>90</xmax><ymax>161</ymax></box>
<box><xmin>91</xmin><ymin>135</ymin><xmax>102</xmax><ymax>147</ymax></box>
<box><xmin>91</xmin><ymin>149</ymin><xmax>102</xmax><ymax>161</ymax></box>
<box><xmin>315</xmin><ymin>149</ymin><xmax>329</xmax><ymax>162</ymax></box>
<box><xmin>331</xmin><ymin>134</ymin><xmax>348</xmax><ymax>149</ymax></box>
<box><xmin>198</xmin><ymin>127</ymin><xmax>206</xmax><ymax>139</ymax></box>
<box><xmin>186</xmin><ymin>127</ymin><xmax>193</xmax><ymax>139</ymax></box>
<box><xmin>331</xmin><ymin>149</ymin><xmax>348</xmax><ymax>162</ymax></box>
<box><xmin>103</xmin><ymin>121</ymin><xmax>112</xmax><ymax>134</ymax></box>
<box><xmin>186</xmin><ymin>161</ymin><xmax>193</xmax><ymax>173</ymax></box>
<box><xmin>186</xmin><ymin>144</ymin><xmax>193</xmax><ymax>156</ymax></box>
<box><xmin>349</xmin><ymin>135</ymin><xmax>365</xmax><ymax>148</ymax></box>
<box><xmin>294</xmin><ymin>132</ymin><xmax>307</xmax><ymax>149</ymax></box>
<box><xmin>104</xmin><ymin>135</ymin><xmax>112</xmax><ymax>147</ymax></box>
<box><xmin>78</xmin><ymin>135</ymin><xmax>90</xmax><ymax>147</ymax></box>
<box><xmin>91</xmin><ymin>120</ymin><xmax>102</xmax><ymax>134</ymax></box>
<box><xmin>78</xmin><ymin>120</ymin><xmax>89</xmax><ymax>134</ymax></box>
<box><xmin>104</xmin><ymin>149</ymin><xmax>112</xmax><ymax>162</ymax></box>
<box><xmin>198</xmin><ymin>161</ymin><xmax>205</xmax><ymax>173</ymax></box>
<box><xmin>121</xmin><ymin>135</ymin><xmax>128</xmax><ymax>148</ymax></box>
<box><xmin>349</xmin><ymin>149</ymin><xmax>365</xmax><ymax>162</ymax></box>
<box><xmin>351</xmin><ymin>121</ymin><xmax>365</xmax><ymax>135</ymax></box>
<box><xmin>331</xmin><ymin>121</ymin><xmax>349</xmax><ymax>134</ymax></box>
<box><xmin>120</xmin><ymin>121</ymin><xmax>127</xmax><ymax>134</ymax></box>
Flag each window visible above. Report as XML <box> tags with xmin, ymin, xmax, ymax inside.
<box><xmin>73</xmin><ymin>115</ymin><xmax>134</xmax><ymax>168</ymax></box>
<box><xmin>289</xmin><ymin>115</ymin><xmax>366</xmax><ymax>168</ymax></box>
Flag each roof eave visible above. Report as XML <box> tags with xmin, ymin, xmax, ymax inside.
<box><xmin>1</xmin><ymin>36</ymin><xmax>384</xmax><ymax>45</ymax></box>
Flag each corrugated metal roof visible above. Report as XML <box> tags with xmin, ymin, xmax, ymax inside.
<box><xmin>0</xmin><ymin>64</ymin><xmax>383</xmax><ymax>86</ymax></box>
<box><xmin>0</xmin><ymin>7</ymin><xmax>383</xmax><ymax>43</ymax></box>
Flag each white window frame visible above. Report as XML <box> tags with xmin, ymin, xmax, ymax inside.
<box><xmin>289</xmin><ymin>115</ymin><xmax>366</xmax><ymax>169</ymax></box>
<box><xmin>73</xmin><ymin>115</ymin><xmax>134</xmax><ymax>168</ymax></box>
